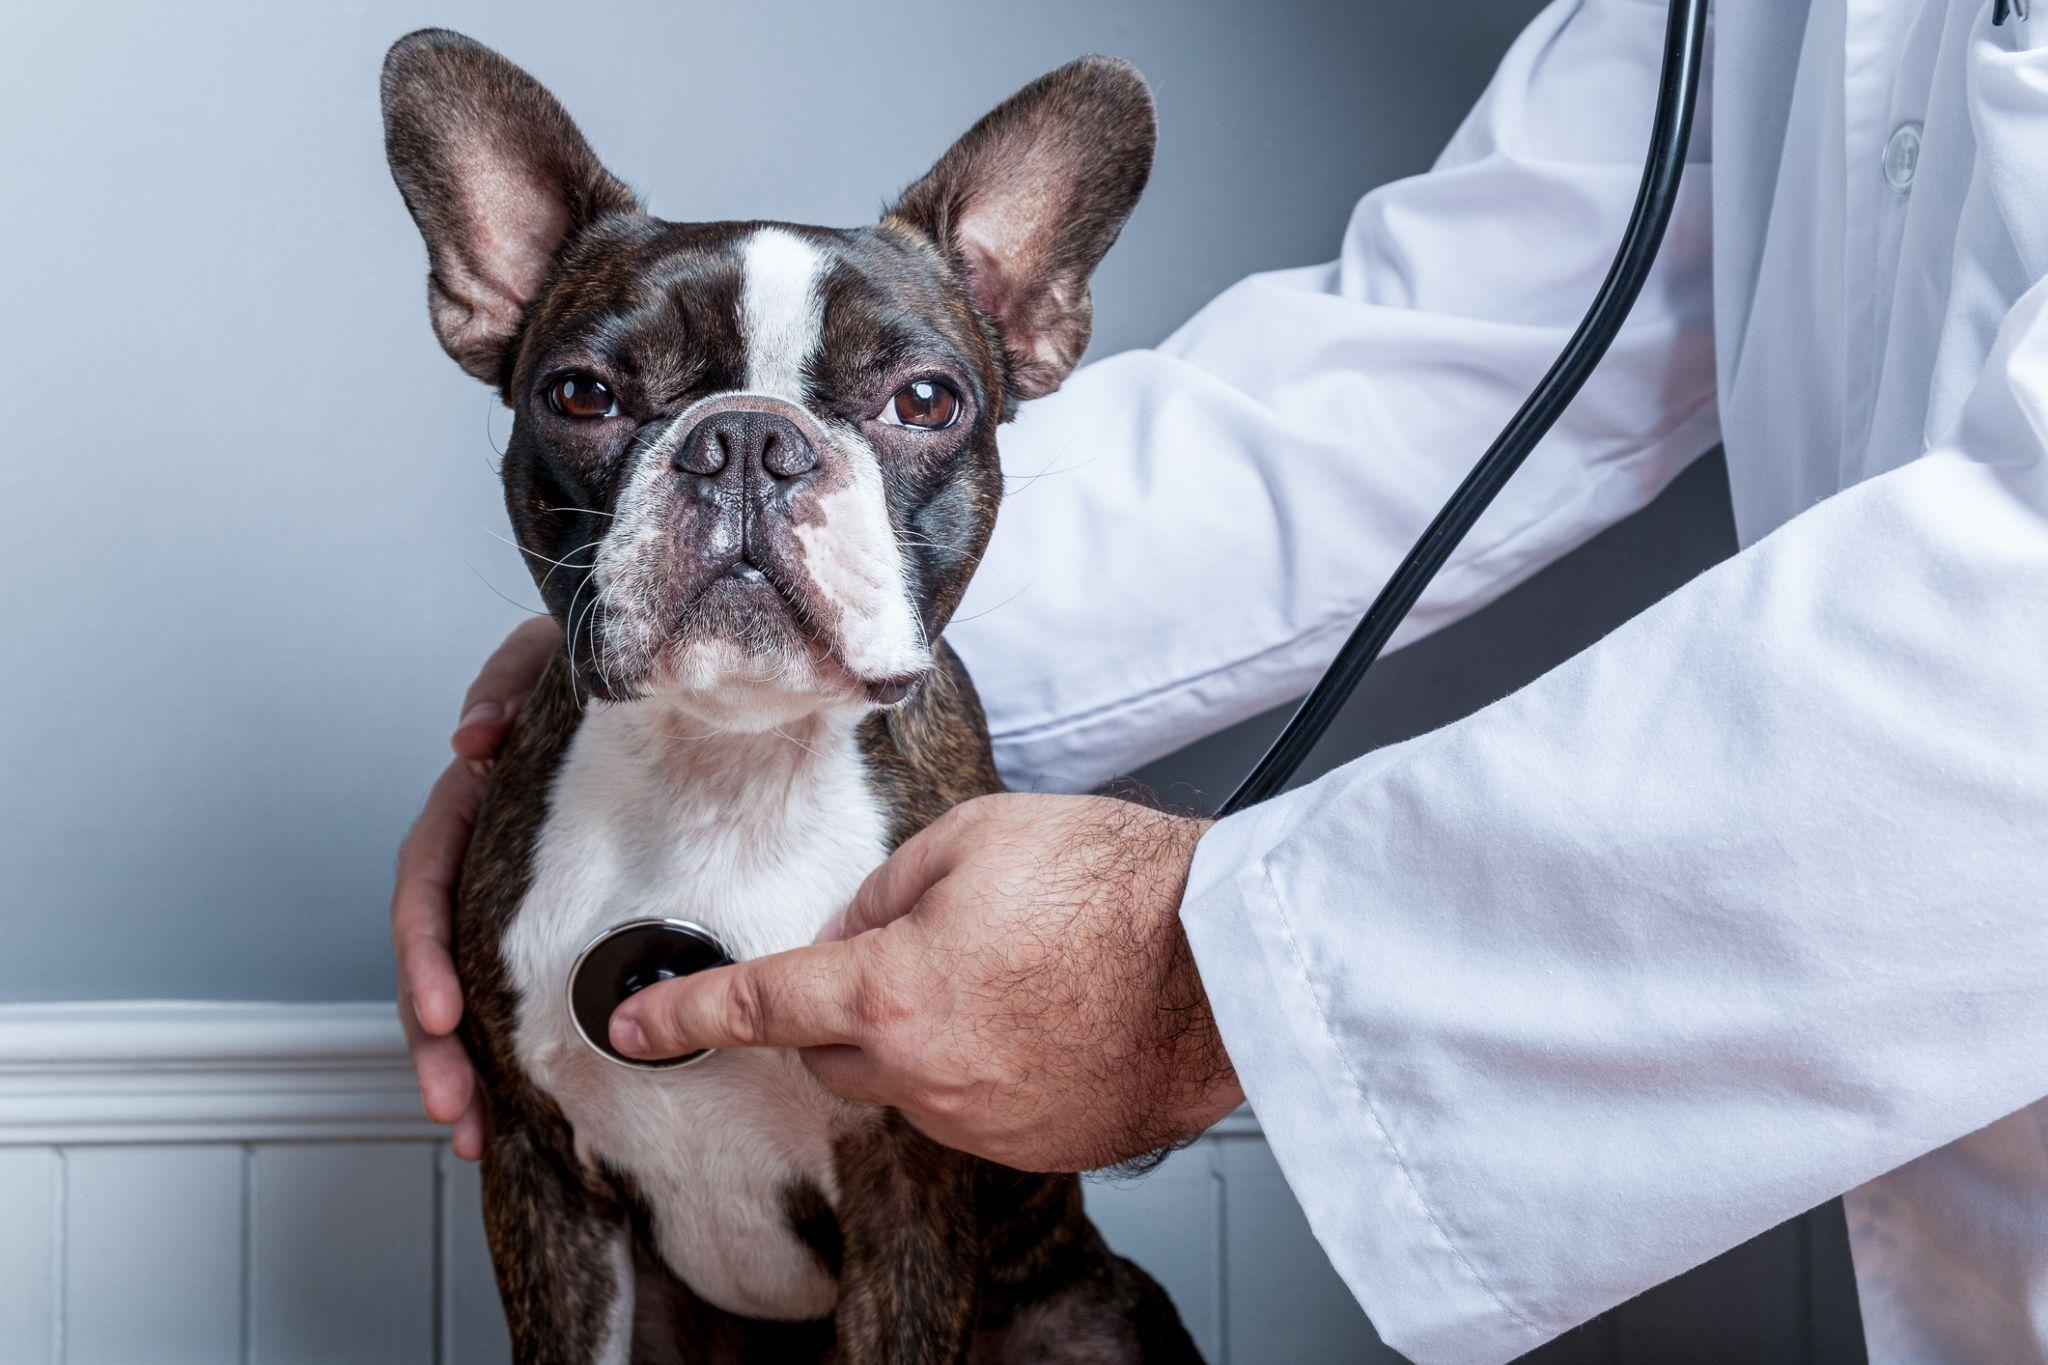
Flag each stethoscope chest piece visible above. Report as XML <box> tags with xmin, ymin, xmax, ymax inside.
<box><xmin>568</xmin><ymin>918</ymin><xmax>735</xmax><ymax>1070</ymax></box>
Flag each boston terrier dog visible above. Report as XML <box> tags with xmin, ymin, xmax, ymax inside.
<box><xmin>381</xmin><ymin>29</ymin><xmax>1198</xmax><ymax>1364</ymax></box>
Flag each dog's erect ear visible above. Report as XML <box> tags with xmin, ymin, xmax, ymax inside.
<box><xmin>381</xmin><ymin>29</ymin><xmax>638</xmax><ymax>386</ymax></box>
<box><xmin>887</xmin><ymin>56</ymin><xmax>1155</xmax><ymax>404</ymax></box>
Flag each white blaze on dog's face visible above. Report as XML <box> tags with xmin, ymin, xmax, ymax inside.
<box><xmin>742</xmin><ymin>232</ymin><xmax>928</xmax><ymax>687</ymax></box>
<box><xmin>380</xmin><ymin>30</ymin><xmax>1156</xmax><ymax>730</ymax></box>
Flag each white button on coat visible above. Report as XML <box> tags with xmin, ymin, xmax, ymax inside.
<box><xmin>1883</xmin><ymin>122</ymin><xmax>1923</xmax><ymax>190</ymax></box>
<box><xmin>948</xmin><ymin>1</ymin><xmax>2048</xmax><ymax>1361</ymax></box>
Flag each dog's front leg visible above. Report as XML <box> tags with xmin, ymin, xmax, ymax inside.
<box><xmin>830</xmin><ymin>1109</ymin><xmax>981</xmax><ymax>1364</ymax></box>
<box><xmin>481</xmin><ymin>1111</ymin><xmax>636</xmax><ymax>1365</ymax></box>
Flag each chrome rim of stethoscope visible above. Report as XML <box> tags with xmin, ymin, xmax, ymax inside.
<box><xmin>565</xmin><ymin>916</ymin><xmax>733</xmax><ymax>1071</ymax></box>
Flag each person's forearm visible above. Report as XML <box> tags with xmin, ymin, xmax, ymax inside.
<box><xmin>949</xmin><ymin>0</ymin><xmax>1718</xmax><ymax>793</ymax></box>
<box><xmin>1181</xmin><ymin>289</ymin><xmax>2048</xmax><ymax>1363</ymax></box>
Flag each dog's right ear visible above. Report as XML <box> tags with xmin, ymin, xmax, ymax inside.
<box><xmin>381</xmin><ymin>30</ymin><xmax>638</xmax><ymax>387</ymax></box>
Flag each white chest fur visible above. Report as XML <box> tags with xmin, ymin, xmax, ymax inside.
<box><xmin>502</xmin><ymin>701</ymin><xmax>890</xmax><ymax>1321</ymax></box>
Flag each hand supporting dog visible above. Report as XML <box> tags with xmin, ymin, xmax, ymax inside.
<box><xmin>609</xmin><ymin>793</ymin><xmax>1245</xmax><ymax>1173</ymax></box>
<box><xmin>392</xmin><ymin>617</ymin><xmax>558</xmax><ymax>1162</ymax></box>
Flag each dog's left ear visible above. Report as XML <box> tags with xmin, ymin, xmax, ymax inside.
<box><xmin>888</xmin><ymin>56</ymin><xmax>1155</xmax><ymax>404</ymax></box>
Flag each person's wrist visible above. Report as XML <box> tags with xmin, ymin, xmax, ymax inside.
<box><xmin>1135</xmin><ymin>810</ymin><xmax>1243</xmax><ymax>1144</ymax></box>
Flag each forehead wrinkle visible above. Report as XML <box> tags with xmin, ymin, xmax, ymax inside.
<box><xmin>599</xmin><ymin>289</ymin><xmax>696</xmax><ymax>397</ymax></box>
<box><xmin>817</xmin><ymin>256</ymin><xmax>983</xmax><ymax>404</ymax></box>
<box><xmin>523</xmin><ymin>226</ymin><xmax>752</xmax><ymax>398</ymax></box>
<box><xmin>864</xmin><ymin>226</ymin><xmax>1003</xmax><ymax>413</ymax></box>
<box><xmin>510</xmin><ymin>217</ymin><xmax>657</xmax><ymax>369</ymax></box>
<box><xmin>597</xmin><ymin>243</ymin><xmax>745</xmax><ymax>394</ymax></box>
<box><xmin>841</xmin><ymin>234</ymin><xmax>974</xmax><ymax>334</ymax></box>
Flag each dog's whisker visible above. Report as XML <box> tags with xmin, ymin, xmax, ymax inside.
<box><xmin>540</xmin><ymin>539</ymin><xmax>608</xmax><ymax>594</ymax></box>
<box><xmin>482</xmin><ymin>526</ymin><xmax>606</xmax><ymax>575</ymax></box>
<box><xmin>483</xmin><ymin>391</ymin><xmax>511</xmax><ymax>462</ymax></box>
<box><xmin>592</xmin><ymin>577</ymin><xmax>618</xmax><ymax>694</ymax></box>
<box><xmin>562</xmin><ymin>567</ymin><xmax>604</xmax><ymax>713</ymax></box>
<box><xmin>765</xmin><ymin>722</ymin><xmax>828</xmax><ymax>763</ymax></box>
<box><xmin>890</xmin><ymin>537</ymin><xmax>979</xmax><ymax>558</ymax></box>
<box><xmin>947</xmin><ymin>568</ymin><xmax>1042</xmax><ymax>625</ymax></box>
<box><xmin>461</xmin><ymin>558</ymin><xmax>549</xmax><ymax>617</ymax></box>
<box><xmin>998</xmin><ymin>434</ymin><xmax>1099</xmax><ymax>495</ymax></box>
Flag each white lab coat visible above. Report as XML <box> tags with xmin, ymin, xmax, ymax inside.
<box><xmin>946</xmin><ymin>1</ymin><xmax>2048</xmax><ymax>1361</ymax></box>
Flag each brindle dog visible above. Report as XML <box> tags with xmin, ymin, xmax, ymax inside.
<box><xmin>382</xmin><ymin>28</ymin><xmax>1199</xmax><ymax>1364</ymax></box>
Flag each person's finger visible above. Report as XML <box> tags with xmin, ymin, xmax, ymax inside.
<box><xmin>398</xmin><ymin>934</ymin><xmax>463</xmax><ymax>1038</ymax></box>
<box><xmin>452</xmin><ymin>617</ymin><xmax>560</xmax><ymax>765</ymax></box>
<box><xmin>413</xmin><ymin>1028</ymin><xmax>479</xmax><ymax>1125</ymax></box>
<box><xmin>815</xmin><ymin>803</ymin><xmax>972</xmax><ymax>943</ymax></box>
<box><xmin>798</xmin><ymin>1045</ymin><xmax>895</xmax><ymax>1107</ymax></box>
<box><xmin>397</xmin><ymin>986</ymin><xmax>477</xmax><ymax>1123</ymax></box>
<box><xmin>611</xmin><ymin>943</ymin><xmax>867</xmax><ymax>1058</ymax></box>
<box><xmin>450</xmin><ymin>1095</ymin><xmax>486</xmax><ymax>1161</ymax></box>
<box><xmin>392</xmin><ymin>761</ymin><xmax>484</xmax><ymax>1037</ymax></box>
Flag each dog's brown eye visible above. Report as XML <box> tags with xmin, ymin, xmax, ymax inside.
<box><xmin>882</xmin><ymin>379</ymin><xmax>960</xmax><ymax>430</ymax></box>
<box><xmin>547</xmin><ymin>374</ymin><xmax>618</xmax><ymax>420</ymax></box>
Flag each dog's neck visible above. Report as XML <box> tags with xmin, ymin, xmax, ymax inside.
<box><xmin>527</xmin><ymin>693</ymin><xmax>888</xmax><ymax>963</ymax></box>
<box><xmin>595</xmin><ymin>695</ymin><xmax>870</xmax><ymax>828</ymax></box>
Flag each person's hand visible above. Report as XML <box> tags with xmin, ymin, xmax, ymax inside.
<box><xmin>393</xmin><ymin>617</ymin><xmax>559</xmax><ymax>1159</ymax></box>
<box><xmin>608</xmin><ymin>793</ymin><xmax>1244</xmax><ymax>1172</ymax></box>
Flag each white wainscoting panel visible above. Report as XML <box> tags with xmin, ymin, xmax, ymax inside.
<box><xmin>248</xmin><ymin>1144</ymin><xmax>438</xmax><ymax>1363</ymax></box>
<box><xmin>0</xmin><ymin>1002</ymin><xmax>1382</xmax><ymax>1364</ymax></box>
<box><xmin>0</xmin><ymin>1149</ymin><xmax>60</xmax><ymax>1361</ymax></box>
<box><xmin>62</xmin><ymin>1145</ymin><xmax>245</xmax><ymax>1364</ymax></box>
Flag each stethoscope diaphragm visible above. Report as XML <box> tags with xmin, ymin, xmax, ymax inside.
<box><xmin>566</xmin><ymin>918</ymin><xmax>735</xmax><ymax>1069</ymax></box>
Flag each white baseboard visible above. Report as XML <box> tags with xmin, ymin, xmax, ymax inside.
<box><xmin>0</xmin><ymin>999</ymin><xmax>1261</xmax><ymax>1146</ymax></box>
<box><xmin>0</xmin><ymin>1001</ymin><xmax>441</xmax><ymax>1145</ymax></box>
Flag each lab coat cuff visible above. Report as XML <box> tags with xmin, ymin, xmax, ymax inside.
<box><xmin>1181</xmin><ymin>796</ymin><xmax>1553</xmax><ymax>1365</ymax></box>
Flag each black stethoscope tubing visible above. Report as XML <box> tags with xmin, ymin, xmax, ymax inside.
<box><xmin>1219</xmin><ymin>0</ymin><xmax>1710</xmax><ymax>815</ymax></box>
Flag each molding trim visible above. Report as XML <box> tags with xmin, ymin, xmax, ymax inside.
<box><xmin>0</xmin><ymin>1000</ymin><xmax>1262</xmax><ymax>1146</ymax></box>
<box><xmin>0</xmin><ymin>1001</ymin><xmax>439</xmax><ymax>1145</ymax></box>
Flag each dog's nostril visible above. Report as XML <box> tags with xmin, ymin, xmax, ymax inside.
<box><xmin>760</xmin><ymin>427</ymin><xmax>818</xmax><ymax>479</ymax></box>
<box><xmin>675</xmin><ymin>423</ymin><xmax>729</xmax><ymax>478</ymax></box>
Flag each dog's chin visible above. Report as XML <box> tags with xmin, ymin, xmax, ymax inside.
<box><xmin>600</xmin><ymin>587</ymin><xmax>913</xmax><ymax>733</ymax></box>
<box><xmin>637</xmin><ymin>639</ymin><xmax>852</xmax><ymax>732</ymax></box>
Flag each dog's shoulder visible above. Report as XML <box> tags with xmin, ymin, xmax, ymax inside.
<box><xmin>461</xmin><ymin>653</ymin><xmax>585</xmax><ymax>928</ymax></box>
<box><xmin>857</xmin><ymin>639</ymin><xmax>1004</xmax><ymax>849</ymax></box>
<box><xmin>456</xmin><ymin>652</ymin><xmax>586</xmax><ymax>1100</ymax></box>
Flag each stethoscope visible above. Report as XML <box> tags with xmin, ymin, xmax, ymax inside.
<box><xmin>570</xmin><ymin>0</ymin><xmax>1712</xmax><ymax>1071</ymax></box>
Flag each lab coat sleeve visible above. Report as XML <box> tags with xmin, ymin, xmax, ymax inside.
<box><xmin>1180</xmin><ymin>275</ymin><xmax>2048</xmax><ymax>1364</ymax></box>
<box><xmin>947</xmin><ymin>0</ymin><xmax>1719</xmax><ymax>795</ymax></box>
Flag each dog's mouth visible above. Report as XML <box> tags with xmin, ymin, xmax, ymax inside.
<box><xmin>706</xmin><ymin>554</ymin><xmax>792</xmax><ymax>613</ymax></box>
<box><xmin>579</xmin><ymin>551</ymin><xmax>919</xmax><ymax>708</ymax></box>
<box><xmin>703</xmin><ymin>551</ymin><xmax>821</xmax><ymax>651</ymax></box>
<box><xmin>729</xmin><ymin>556</ymin><xmax>922</xmax><ymax>706</ymax></box>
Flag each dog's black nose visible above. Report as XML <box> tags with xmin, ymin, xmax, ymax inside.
<box><xmin>675</xmin><ymin>409</ymin><xmax>818</xmax><ymax>481</ymax></box>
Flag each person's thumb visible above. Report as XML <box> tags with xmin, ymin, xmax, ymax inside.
<box><xmin>609</xmin><ymin>942</ymin><xmax>865</xmax><ymax>1059</ymax></box>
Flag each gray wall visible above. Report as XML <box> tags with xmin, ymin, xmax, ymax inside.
<box><xmin>1</xmin><ymin>0</ymin><xmax>1631</xmax><ymax>1002</ymax></box>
